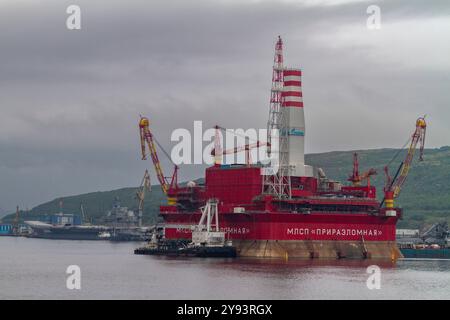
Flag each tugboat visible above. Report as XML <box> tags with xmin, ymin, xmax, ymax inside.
<box><xmin>180</xmin><ymin>198</ymin><xmax>236</xmax><ymax>257</ymax></box>
<box><xmin>134</xmin><ymin>199</ymin><xmax>236</xmax><ymax>257</ymax></box>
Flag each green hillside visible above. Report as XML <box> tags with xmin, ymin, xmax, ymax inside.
<box><xmin>3</xmin><ymin>147</ymin><xmax>449</xmax><ymax>229</ymax></box>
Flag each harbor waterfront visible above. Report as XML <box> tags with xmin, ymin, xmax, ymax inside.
<box><xmin>0</xmin><ymin>237</ymin><xmax>448</xmax><ymax>300</ymax></box>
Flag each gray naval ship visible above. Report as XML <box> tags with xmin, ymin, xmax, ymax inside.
<box><xmin>103</xmin><ymin>198</ymin><xmax>151</xmax><ymax>242</ymax></box>
<box><xmin>25</xmin><ymin>198</ymin><xmax>151</xmax><ymax>241</ymax></box>
<box><xmin>25</xmin><ymin>215</ymin><xmax>110</xmax><ymax>240</ymax></box>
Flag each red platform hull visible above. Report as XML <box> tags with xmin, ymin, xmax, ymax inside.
<box><xmin>162</xmin><ymin>212</ymin><xmax>398</xmax><ymax>242</ymax></box>
<box><xmin>158</xmin><ymin>165</ymin><xmax>401</xmax><ymax>258</ymax></box>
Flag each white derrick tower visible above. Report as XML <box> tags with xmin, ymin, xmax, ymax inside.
<box><xmin>263</xmin><ymin>36</ymin><xmax>291</xmax><ymax>199</ymax></box>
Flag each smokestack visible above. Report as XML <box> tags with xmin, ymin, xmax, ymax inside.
<box><xmin>282</xmin><ymin>68</ymin><xmax>313</xmax><ymax>177</ymax></box>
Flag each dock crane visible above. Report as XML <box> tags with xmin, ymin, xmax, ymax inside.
<box><xmin>136</xmin><ymin>169</ymin><xmax>151</xmax><ymax>227</ymax></box>
<box><xmin>383</xmin><ymin>116</ymin><xmax>427</xmax><ymax>209</ymax></box>
<box><xmin>80</xmin><ymin>202</ymin><xmax>87</xmax><ymax>224</ymax></box>
<box><xmin>12</xmin><ymin>206</ymin><xmax>20</xmax><ymax>235</ymax></box>
<box><xmin>139</xmin><ymin>116</ymin><xmax>178</xmax><ymax>205</ymax></box>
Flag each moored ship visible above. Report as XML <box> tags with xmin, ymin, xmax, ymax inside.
<box><xmin>103</xmin><ymin>198</ymin><xmax>151</xmax><ymax>241</ymax></box>
<box><xmin>25</xmin><ymin>220</ymin><xmax>109</xmax><ymax>240</ymax></box>
<box><xmin>398</xmin><ymin>222</ymin><xmax>450</xmax><ymax>259</ymax></box>
<box><xmin>138</xmin><ymin>37</ymin><xmax>427</xmax><ymax>259</ymax></box>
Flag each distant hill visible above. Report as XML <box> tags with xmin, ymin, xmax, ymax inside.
<box><xmin>3</xmin><ymin>147</ymin><xmax>449</xmax><ymax>230</ymax></box>
<box><xmin>0</xmin><ymin>208</ymin><xmax>10</xmax><ymax>220</ymax></box>
<box><xmin>2</xmin><ymin>187</ymin><xmax>167</xmax><ymax>225</ymax></box>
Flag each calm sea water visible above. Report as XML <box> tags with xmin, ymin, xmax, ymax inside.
<box><xmin>0</xmin><ymin>237</ymin><xmax>449</xmax><ymax>300</ymax></box>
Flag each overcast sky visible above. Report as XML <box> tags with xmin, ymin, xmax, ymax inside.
<box><xmin>0</xmin><ymin>0</ymin><xmax>449</xmax><ymax>212</ymax></box>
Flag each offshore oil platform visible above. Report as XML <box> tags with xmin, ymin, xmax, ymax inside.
<box><xmin>135</xmin><ymin>36</ymin><xmax>427</xmax><ymax>259</ymax></box>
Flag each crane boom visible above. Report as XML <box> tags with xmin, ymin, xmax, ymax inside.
<box><xmin>213</xmin><ymin>141</ymin><xmax>269</xmax><ymax>156</ymax></box>
<box><xmin>383</xmin><ymin>117</ymin><xmax>427</xmax><ymax>209</ymax></box>
<box><xmin>347</xmin><ymin>153</ymin><xmax>377</xmax><ymax>186</ymax></box>
<box><xmin>139</xmin><ymin>116</ymin><xmax>178</xmax><ymax>204</ymax></box>
<box><xmin>210</xmin><ymin>125</ymin><xmax>269</xmax><ymax>165</ymax></box>
<box><xmin>136</xmin><ymin>169</ymin><xmax>151</xmax><ymax>227</ymax></box>
<box><xmin>80</xmin><ymin>203</ymin><xmax>86</xmax><ymax>224</ymax></box>
<box><xmin>139</xmin><ymin>117</ymin><xmax>168</xmax><ymax>193</ymax></box>
<box><xmin>390</xmin><ymin>117</ymin><xmax>427</xmax><ymax>198</ymax></box>
<box><xmin>211</xmin><ymin>141</ymin><xmax>269</xmax><ymax>165</ymax></box>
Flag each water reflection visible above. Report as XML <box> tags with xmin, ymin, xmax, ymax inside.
<box><xmin>0</xmin><ymin>237</ymin><xmax>448</xmax><ymax>299</ymax></box>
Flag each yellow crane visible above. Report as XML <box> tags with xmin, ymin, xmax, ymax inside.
<box><xmin>383</xmin><ymin>116</ymin><xmax>427</xmax><ymax>208</ymax></box>
<box><xmin>136</xmin><ymin>169</ymin><xmax>151</xmax><ymax>227</ymax></box>
<box><xmin>139</xmin><ymin>116</ymin><xmax>178</xmax><ymax>205</ymax></box>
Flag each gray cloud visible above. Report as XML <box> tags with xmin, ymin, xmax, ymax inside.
<box><xmin>0</xmin><ymin>0</ymin><xmax>449</xmax><ymax>211</ymax></box>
